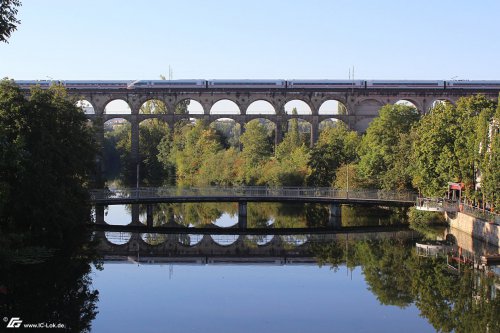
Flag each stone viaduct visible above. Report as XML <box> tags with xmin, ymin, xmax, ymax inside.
<box><xmin>63</xmin><ymin>86</ymin><xmax>498</xmax><ymax>181</ymax></box>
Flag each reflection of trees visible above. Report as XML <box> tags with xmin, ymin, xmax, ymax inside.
<box><xmin>1</xmin><ymin>237</ymin><xmax>100</xmax><ymax>332</ymax></box>
<box><xmin>342</xmin><ymin>206</ymin><xmax>409</xmax><ymax>227</ymax></box>
<box><xmin>309</xmin><ymin>237</ymin><xmax>500</xmax><ymax>332</ymax></box>
<box><xmin>356</xmin><ymin>239</ymin><xmax>414</xmax><ymax>307</ymax></box>
<box><xmin>248</xmin><ymin>203</ymin><xmax>308</xmax><ymax>228</ymax></box>
<box><xmin>409</xmin><ymin>258</ymin><xmax>500</xmax><ymax>333</ymax></box>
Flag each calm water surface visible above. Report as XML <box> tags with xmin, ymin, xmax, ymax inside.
<box><xmin>91</xmin><ymin>263</ymin><xmax>433</xmax><ymax>333</ymax></box>
<box><xmin>3</xmin><ymin>203</ymin><xmax>499</xmax><ymax>332</ymax></box>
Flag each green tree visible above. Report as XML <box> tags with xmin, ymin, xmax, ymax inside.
<box><xmin>0</xmin><ymin>0</ymin><xmax>21</xmax><ymax>43</ymax></box>
<box><xmin>357</xmin><ymin>104</ymin><xmax>420</xmax><ymax>190</ymax></box>
<box><xmin>412</xmin><ymin>95</ymin><xmax>496</xmax><ymax>197</ymax></box>
<box><xmin>307</xmin><ymin>122</ymin><xmax>360</xmax><ymax>186</ymax></box>
<box><xmin>0</xmin><ymin>80</ymin><xmax>96</xmax><ymax>249</ymax></box>
<box><xmin>475</xmin><ymin>94</ymin><xmax>500</xmax><ymax>211</ymax></box>
<box><xmin>239</xmin><ymin>120</ymin><xmax>273</xmax><ymax>184</ymax></box>
<box><xmin>163</xmin><ymin>120</ymin><xmax>223</xmax><ymax>185</ymax></box>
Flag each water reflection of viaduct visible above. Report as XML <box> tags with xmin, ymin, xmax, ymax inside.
<box><xmin>72</xmin><ymin>87</ymin><xmax>499</xmax><ymax>180</ymax></box>
<box><xmin>95</xmin><ymin>229</ymin><xmax>419</xmax><ymax>265</ymax></box>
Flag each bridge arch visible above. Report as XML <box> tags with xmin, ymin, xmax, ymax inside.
<box><xmin>104</xmin><ymin>99</ymin><xmax>132</xmax><ymax>115</ymax></box>
<box><xmin>318</xmin><ymin>118</ymin><xmax>349</xmax><ymax>133</ymax></box>
<box><xmin>178</xmin><ymin>234</ymin><xmax>204</xmax><ymax>246</ymax></box>
<box><xmin>393</xmin><ymin>99</ymin><xmax>420</xmax><ymax>111</ymax></box>
<box><xmin>280</xmin><ymin>235</ymin><xmax>308</xmax><ymax>246</ymax></box>
<box><xmin>427</xmin><ymin>98</ymin><xmax>456</xmax><ymax>113</ymax></box>
<box><xmin>76</xmin><ymin>99</ymin><xmax>95</xmax><ymax>115</ymax></box>
<box><xmin>210</xmin><ymin>118</ymin><xmax>240</xmax><ymax>148</ymax></box>
<box><xmin>284</xmin><ymin>99</ymin><xmax>313</xmax><ymax>115</ymax></box>
<box><xmin>354</xmin><ymin>98</ymin><xmax>384</xmax><ymax>116</ymax></box>
<box><xmin>175</xmin><ymin>98</ymin><xmax>204</xmax><ymax>115</ymax></box>
<box><xmin>211</xmin><ymin>234</ymin><xmax>240</xmax><ymax>246</ymax></box>
<box><xmin>211</xmin><ymin>212</ymin><xmax>238</xmax><ymax>228</ymax></box>
<box><xmin>285</xmin><ymin>117</ymin><xmax>312</xmax><ymax>145</ymax></box>
<box><xmin>104</xmin><ymin>231</ymin><xmax>132</xmax><ymax>245</ymax></box>
<box><xmin>319</xmin><ymin>99</ymin><xmax>348</xmax><ymax>115</ymax></box>
<box><xmin>210</xmin><ymin>99</ymin><xmax>241</xmax><ymax>115</ymax></box>
<box><xmin>246</xmin><ymin>235</ymin><xmax>274</xmax><ymax>246</ymax></box>
<box><xmin>139</xmin><ymin>98</ymin><xmax>168</xmax><ymax>114</ymax></box>
<box><xmin>243</xmin><ymin>118</ymin><xmax>277</xmax><ymax>136</ymax></box>
<box><xmin>141</xmin><ymin>233</ymin><xmax>167</xmax><ymax>246</ymax></box>
<box><xmin>246</xmin><ymin>100</ymin><xmax>276</xmax><ymax>115</ymax></box>
<box><xmin>102</xmin><ymin>118</ymin><xmax>131</xmax><ymax>182</ymax></box>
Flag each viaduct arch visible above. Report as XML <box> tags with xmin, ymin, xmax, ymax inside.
<box><xmin>71</xmin><ymin>86</ymin><xmax>498</xmax><ymax>184</ymax></box>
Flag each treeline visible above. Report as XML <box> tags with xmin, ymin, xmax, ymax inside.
<box><xmin>0</xmin><ymin>80</ymin><xmax>96</xmax><ymax>250</ymax></box>
<box><xmin>106</xmin><ymin>94</ymin><xmax>500</xmax><ymax>212</ymax></box>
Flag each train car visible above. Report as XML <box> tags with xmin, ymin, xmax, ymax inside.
<box><xmin>445</xmin><ymin>80</ymin><xmax>500</xmax><ymax>89</ymax></box>
<box><xmin>15</xmin><ymin>80</ymin><xmax>52</xmax><ymax>89</ymax></box>
<box><xmin>207</xmin><ymin>80</ymin><xmax>286</xmax><ymax>89</ymax></box>
<box><xmin>63</xmin><ymin>80</ymin><xmax>131</xmax><ymax>90</ymax></box>
<box><xmin>287</xmin><ymin>80</ymin><xmax>365</xmax><ymax>89</ymax></box>
<box><xmin>128</xmin><ymin>80</ymin><xmax>206</xmax><ymax>89</ymax></box>
<box><xmin>366</xmin><ymin>80</ymin><xmax>445</xmax><ymax>89</ymax></box>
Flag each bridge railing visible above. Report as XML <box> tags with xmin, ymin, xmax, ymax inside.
<box><xmin>89</xmin><ymin>187</ymin><xmax>417</xmax><ymax>203</ymax></box>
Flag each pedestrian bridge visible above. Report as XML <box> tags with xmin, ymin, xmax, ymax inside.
<box><xmin>89</xmin><ymin>186</ymin><xmax>417</xmax><ymax>206</ymax></box>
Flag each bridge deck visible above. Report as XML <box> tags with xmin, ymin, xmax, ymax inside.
<box><xmin>90</xmin><ymin>187</ymin><xmax>417</xmax><ymax>206</ymax></box>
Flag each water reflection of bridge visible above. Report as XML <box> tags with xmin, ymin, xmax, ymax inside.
<box><xmin>92</xmin><ymin>187</ymin><xmax>416</xmax><ymax>228</ymax></box>
<box><xmin>95</xmin><ymin>227</ymin><xmax>419</xmax><ymax>264</ymax></box>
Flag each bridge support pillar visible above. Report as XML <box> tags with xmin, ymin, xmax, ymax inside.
<box><xmin>328</xmin><ymin>203</ymin><xmax>342</xmax><ymax>229</ymax></box>
<box><xmin>93</xmin><ymin>116</ymin><xmax>105</xmax><ymax>188</ymax></box>
<box><xmin>310</xmin><ymin>116</ymin><xmax>319</xmax><ymax>147</ymax></box>
<box><xmin>238</xmin><ymin>201</ymin><xmax>247</xmax><ymax>228</ymax></box>
<box><xmin>95</xmin><ymin>205</ymin><xmax>105</xmax><ymax>224</ymax></box>
<box><xmin>131</xmin><ymin>204</ymin><xmax>140</xmax><ymax>224</ymax></box>
<box><xmin>146</xmin><ymin>204</ymin><xmax>154</xmax><ymax>227</ymax></box>
<box><xmin>130</xmin><ymin>119</ymin><xmax>140</xmax><ymax>186</ymax></box>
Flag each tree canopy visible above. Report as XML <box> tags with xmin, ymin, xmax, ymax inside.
<box><xmin>0</xmin><ymin>0</ymin><xmax>21</xmax><ymax>43</ymax></box>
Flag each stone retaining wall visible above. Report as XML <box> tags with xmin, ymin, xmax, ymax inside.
<box><xmin>446</xmin><ymin>212</ymin><xmax>500</xmax><ymax>248</ymax></box>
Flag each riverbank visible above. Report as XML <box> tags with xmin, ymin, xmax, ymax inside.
<box><xmin>446</xmin><ymin>211</ymin><xmax>500</xmax><ymax>247</ymax></box>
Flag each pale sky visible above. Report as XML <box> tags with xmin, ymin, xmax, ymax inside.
<box><xmin>2</xmin><ymin>0</ymin><xmax>500</xmax><ymax>80</ymax></box>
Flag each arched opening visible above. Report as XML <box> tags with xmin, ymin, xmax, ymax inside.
<box><xmin>178</xmin><ymin>234</ymin><xmax>203</xmax><ymax>246</ymax></box>
<box><xmin>104</xmin><ymin>99</ymin><xmax>132</xmax><ymax>115</ymax></box>
<box><xmin>356</xmin><ymin>99</ymin><xmax>383</xmax><ymax>116</ymax></box>
<box><xmin>173</xmin><ymin>99</ymin><xmax>202</xmax><ymax>115</ymax></box>
<box><xmin>211</xmin><ymin>234</ymin><xmax>239</xmax><ymax>246</ymax></box>
<box><xmin>210</xmin><ymin>99</ymin><xmax>241</xmax><ymax>115</ymax></box>
<box><xmin>139</xmin><ymin>99</ymin><xmax>167</xmax><ymax>114</ymax></box>
<box><xmin>284</xmin><ymin>100</ymin><xmax>312</xmax><ymax>115</ymax></box>
<box><xmin>280</xmin><ymin>235</ymin><xmax>307</xmax><ymax>246</ymax></box>
<box><xmin>246</xmin><ymin>235</ymin><xmax>274</xmax><ymax>246</ymax></box>
<box><xmin>210</xmin><ymin>118</ymin><xmax>240</xmax><ymax>149</ymax></box>
<box><xmin>246</xmin><ymin>100</ymin><xmax>276</xmax><ymax>115</ymax></box>
<box><xmin>243</xmin><ymin>118</ymin><xmax>277</xmax><ymax>152</ymax></box>
<box><xmin>319</xmin><ymin>100</ymin><xmax>348</xmax><ymax>115</ymax></box>
<box><xmin>429</xmin><ymin>99</ymin><xmax>454</xmax><ymax>112</ymax></box>
<box><xmin>103</xmin><ymin>205</ymin><xmax>131</xmax><ymax>225</ymax></box>
<box><xmin>211</xmin><ymin>213</ymin><xmax>238</xmax><ymax>228</ymax></box>
<box><xmin>104</xmin><ymin>231</ymin><xmax>131</xmax><ymax>245</ymax></box>
<box><xmin>103</xmin><ymin>118</ymin><xmax>131</xmax><ymax>184</ymax></box>
<box><xmin>395</xmin><ymin>99</ymin><xmax>418</xmax><ymax>110</ymax></box>
<box><xmin>76</xmin><ymin>99</ymin><xmax>95</xmax><ymax>114</ymax></box>
<box><xmin>318</xmin><ymin>118</ymin><xmax>348</xmax><ymax>133</ymax></box>
<box><xmin>141</xmin><ymin>233</ymin><xmax>167</xmax><ymax>245</ymax></box>
<box><xmin>138</xmin><ymin>118</ymin><xmax>170</xmax><ymax>186</ymax></box>
<box><xmin>285</xmin><ymin>118</ymin><xmax>311</xmax><ymax>146</ymax></box>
